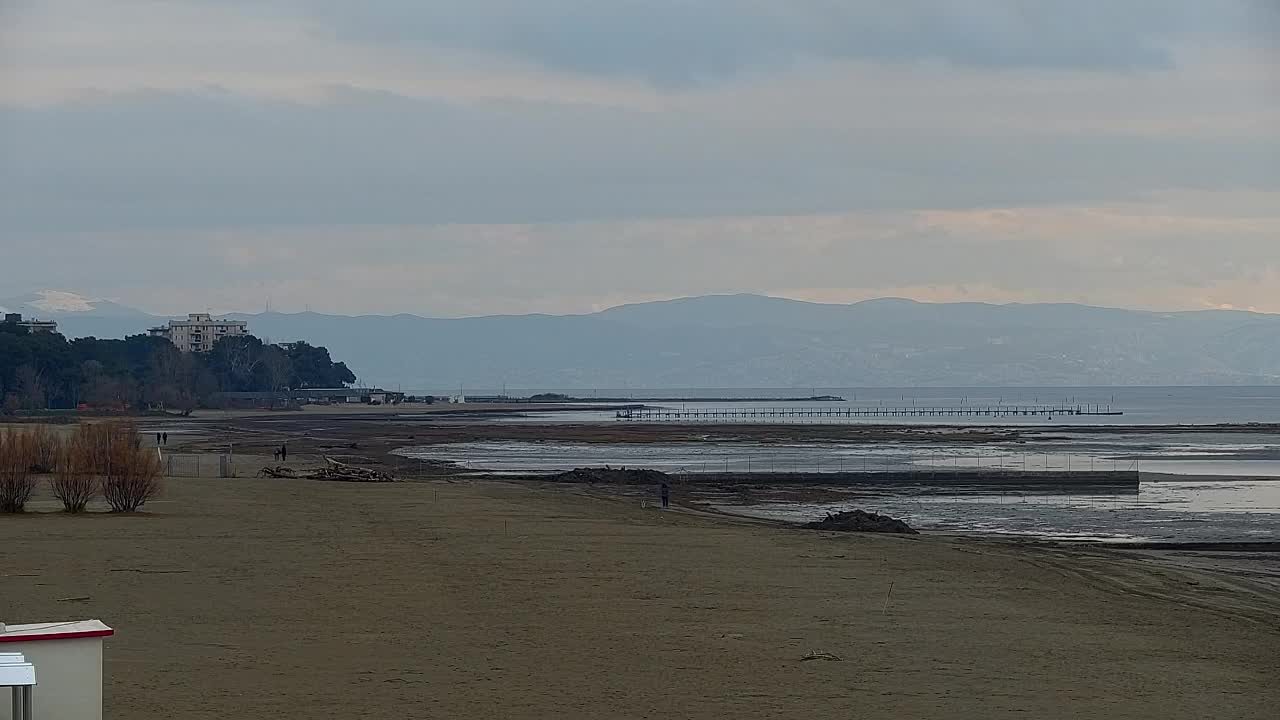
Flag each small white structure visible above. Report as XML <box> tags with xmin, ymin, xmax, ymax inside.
<box><xmin>0</xmin><ymin>620</ymin><xmax>113</xmax><ymax>720</ymax></box>
<box><xmin>0</xmin><ymin>652</ymin><xmax>35</xmax><ymax>720</ymax></box>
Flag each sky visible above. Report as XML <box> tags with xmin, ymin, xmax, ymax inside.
<box><xmin>1</xmin><ymin>0</ymin><xmax>1278</xmax><ymax>317</ymax></box>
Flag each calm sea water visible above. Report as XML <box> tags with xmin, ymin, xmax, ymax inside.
<box><xmin>402</xmin><ymin>438</ymin><xmax>1280</xmax><ymax>542</ymax></box>
<box><xmin>401</xmin><ymin>386</ymin><xmax>1280</xmax><ymax>542</ymax></box>
<box><xmin>717</xmin><ymin>479</ymin><xmax>1280</xmax><ymax>543</ymax></box>
<box><xmin>478</xmin><ymin>386</ymin><xmax>1280</xmax><ymax>426</ymax></box>
<box><xmin>403</xmin><ymin>435</ymin><xmax>1280</xmax><ymax>477</ymax></box>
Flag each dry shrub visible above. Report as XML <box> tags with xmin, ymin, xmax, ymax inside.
<box><xmin>0</xmin><ymin>428</ymin><xmax>39</xmax><ymax>513</ymax></box>
<box><xmin>76</xmin><ymin>422</ymin><xmax>122</xmax><ymax>472</ymax></box>
<box><xmin>50</xmin><ymin>426</ymin><xmax>99</xmax><ymax>513</ymax></box>
<box><xmin>97</xmin><ymin>422</ymin><xmax>162</xmax><ymax>513</ymax></box>
<box><xmin>27</xmin><ymin>424</ymin><xmax>60</xmax><ymax>473</ymax></box>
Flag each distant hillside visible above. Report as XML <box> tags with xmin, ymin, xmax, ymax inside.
<box><xmin>10</xmin><ymin>292</ymin><xmax>1280</xmax><ymax>389</ymax></box>
<box><xmin>231</xmin><ymin>295</ymin><xmax>1280</xmax><ymax>390</ymax></box>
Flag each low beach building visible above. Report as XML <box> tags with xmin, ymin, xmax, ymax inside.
<box><xmin>148</xmin><ymin>313</ymin><xmax>248</xmax><ymax>353</ymax></box>
<box><xmin>213</xmin><ymin>387</ymin><xmax>405</xmax><ymax>409</ymax></box>
<box><xmin>290</xmin><ymin>388</ymin><xmax>400</xmax><ymax>405</ymax></box>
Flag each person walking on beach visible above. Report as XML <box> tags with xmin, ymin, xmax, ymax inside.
<box><xmin>280</xmin><ymin>443</ymin><xmax>288</xmax><ymax>462</ymax></box>
<box><xmin>162</xmin><ymin>432</ymin><xmax>168</xmax><ymax>445</ymax></box>
<box><xmin>156</xmin><ymin>432</ymin><xmax>162</xmax><ymax>446</ymax></box>
<box><xmin>659</xmin><ymin>480</ymin><xmax>670</xmax><ymax>509</ymax></box>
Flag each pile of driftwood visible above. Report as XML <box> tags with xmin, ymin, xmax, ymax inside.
<box><xmin>258</xmin><ymin>457</ymin><xmax>397</xmax><ymax>483</ymax></box>
<box><xmin>804</xmin><ymin>509</ymin><xmax>917</xmax><ymax>534</ymax></box>
<box><xmin>548</xmin><ymin>467</ymin><xmax>670</xmax><ymax>485</ymax></box>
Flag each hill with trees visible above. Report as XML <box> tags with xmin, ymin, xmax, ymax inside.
<box><xmin>10</xmin><ymin>291</ymin><xmax>1280</xmax><ymax>388</ymax></box>
<box><xmin>0</xmin><ymin>324</ymin><xmax>354</xmax><ymax>413</ymax></box>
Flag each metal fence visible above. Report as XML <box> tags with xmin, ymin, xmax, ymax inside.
<box><xmin>162</xmin><ymin>453</ymin><xmax>238</xmax><ymax>478</ymax></box>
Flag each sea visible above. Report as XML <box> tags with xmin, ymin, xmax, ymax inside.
<box><xmin>473</xmin><ymin>385</ymin><xmax>1280</xmax><ymax>426</ymax></box>
<box><xmin>401</xmin><ymin>386</ymin><xmax>1280</xmax><ymax>543</ymax></box>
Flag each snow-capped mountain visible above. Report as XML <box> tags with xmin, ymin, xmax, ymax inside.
<box><xmin>0</xmin><ymin>290</ymin><xmax>158</xmax><ymax>338</ymax></box>
<box><xmin>0</xmin><ymin>290</ymin><xmax>154</xmax><ymax>319</ymax></box>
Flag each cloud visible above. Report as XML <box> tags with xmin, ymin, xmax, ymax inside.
<box><xmin>4</xmin><ymin>192</ymin><xmax>1278</xmax><ymax>315</ymax></box>
<box><xmin>5</xmin><ymin>2</ymin><xmax>1276</xmax><ymax>106</ymax></box>
<box><xmin>0</xmin><ymin>0</ymin><xmax>662</xmax><ymax>108</ymax></box>
<box><xmin>203</xmin><ymin>0</ymin><xmax>1273</xmax><ymax>85</ymax></box>
<box><xmin>2</xmin><ymin>86</ymin><xmax>1276</xmax><ymax>236</ymax></box>
<box><xmin>1</xmin><ymin>1</ymin><xmax>1277</xmax><ymax>317</ymax></box>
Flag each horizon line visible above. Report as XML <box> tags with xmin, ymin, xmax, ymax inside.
<box><xmin>4</xmin><ymin>290</ymin><xmax>1275</xmax><ymax>320</ymax></box>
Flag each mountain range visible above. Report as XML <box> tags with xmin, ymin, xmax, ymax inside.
<box><xmin>4</xmin><ymin>290</ymin><xmax>1279</xmax><ymax>390</ymax></box>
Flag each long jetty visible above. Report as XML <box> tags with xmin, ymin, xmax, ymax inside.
<box><xmin>677</xmin><ymin>469</ymin><xmax>1142</xmax><ymax>495</ymax></box>
<box><xmin>617</xmin><ymin>404</ymin><xmax>1122</xmax><ymax>421</ymax></box>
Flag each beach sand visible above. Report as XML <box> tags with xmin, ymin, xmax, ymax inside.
<box><xmin>2</xmin><ymin>475</ymin><xmax>1278</xmax><ymax>718</ymax></box>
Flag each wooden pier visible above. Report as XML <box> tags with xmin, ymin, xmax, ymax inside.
<box><xmin>617</xmin><ymin>405</ymin><xmax>1122</xmax><ymax>421</ymax></box>
<box><xmin>667</xmin><ymin>469</ymin><xmax>1142</xmax><ymax>495</ymax></box>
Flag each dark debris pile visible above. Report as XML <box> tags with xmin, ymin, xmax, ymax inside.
<box><xmin>547</xmin><ymin>467</ymin><xmax>671</xmax><ymax>484</ymax></box>
<box><xmin>804</xmin><ymin>509</ymin><xmax>918</xmax><ymax>534</ymax></box>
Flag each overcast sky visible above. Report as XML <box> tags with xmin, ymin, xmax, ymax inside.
<box><xmin>2</xmin><ymin>1</ymin><xmax>1278</xmax><ymax>316</ymax></box>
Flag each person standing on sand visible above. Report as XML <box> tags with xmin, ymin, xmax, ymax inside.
<box><xmin>156</xmin><ymin>432</ymin><xmax>162</xmax><ymax>446</ymax></box>
<box><xmin>281</xmin><ymin>443</ymin><xmax>288</xmax><ymax>462</ymax></box>
<box><xmin>162</xmin><ymin>432</ymin><xmax>168</xmax><ymax>445</ymax></box>
<box><xmin>660</xmin><ymin>480</ymin><xmax>670</xmax><ymax>509</ymax></box>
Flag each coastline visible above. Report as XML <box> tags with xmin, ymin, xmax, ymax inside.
<box><xmin>139</xmin><ymin>408</ymin><xmax>1280</xmax><ymax>545</ymax></box>
<box><xmin>3</xmin><ymin>473</ymin><xmax>1278</xmax><ymax>717</ymax></box>
<box><xmin>692</xmin><ymin>494</ymin><xmax>1280</xmax><ymax>593</ymax></box>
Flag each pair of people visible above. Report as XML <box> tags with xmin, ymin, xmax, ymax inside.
<box><xmin>273</xmin><ymin>444</ymin><xmax>289</xmax><ymax>462</ymax></box>
<box><xmin>155</xmin><ymin>432</ymin><xmax>168</xmax><ymax>446</ymax></box>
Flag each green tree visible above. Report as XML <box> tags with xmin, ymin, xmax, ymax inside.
<box><xmin>285</xmin><ymin>341</ymin><xmax>356</xmax><ymax>388</ymax></box>
<box><xmin>0</xmin><ymin>328</ymin><xmax>355</xmax><ymax>409</ymax></box>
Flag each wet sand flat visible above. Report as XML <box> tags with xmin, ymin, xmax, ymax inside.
<box><xmin>2</xmin><ymin>477</ymin><xmax>1278</xmax><ymax>719</ymax></box>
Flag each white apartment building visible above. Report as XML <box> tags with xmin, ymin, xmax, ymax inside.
<box><xmin>148</xmin><ymin>313</ymin><xmax>249</xmax><ymax>353</ymax></box>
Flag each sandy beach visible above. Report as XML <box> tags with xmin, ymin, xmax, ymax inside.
<box><xmin>3</xmin><ymin>470</ymin><xmax>1278</xmax><ymax>718</ymax></box>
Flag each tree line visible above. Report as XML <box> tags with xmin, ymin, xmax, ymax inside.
<box><xmin>0</xmin><ymin>325</ymin><xmax>356</xmax><ymax>412</ymax></box>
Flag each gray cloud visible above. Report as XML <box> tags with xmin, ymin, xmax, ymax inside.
<box><xmin>3</xmin><ymin>90</ymin><xmax>1276</xmax><ymax>234</ymax></box>
<box><xmin>4</xmin><ymin>198</ymin><xmax>1279</xmax><ymax>316</ymax></box>
<box><xmin>1</xmin><ymin>1</ymin><xmax>1278</xmax><ymax>315</ymax></box>
<box><xmin>212</xmin><ymin>0</ymin><xmax>1280</xmax><ymax>85</ymax></box>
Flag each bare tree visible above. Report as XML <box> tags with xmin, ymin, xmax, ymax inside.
<box><xmin>27</xmin><ymin>424</ymin><xmax>58</xmax><ymax>473</ymax></box>
<box><xmin>14</xmin><ymin>364</ymin><xmax>45</xmax><ymax>410</ymax></box>
<box><xmin>51</xmin><ymin>428</ymin><xmax>97</xmax><ymax>513</ymax></box>
<box><xmin>82</xmin><ymin>374</ymin><xmax>133</xmax><ymax>410</ymax></box>
<box><xmin>144</xmin><ymin>346</ymin><xmax>189</xmax><ymax>409</ymax></box>
<box><xmin>262</xmin><ymin>346</ymin><xmax>292</xmax><ymax>392</ymax></box>
<box><xmin>0</xmin><ymin>428</ymin><xmax>39</xmax><ymax>512</ymax></box>
<box><xmin>225</xmin><ymin>339</ymin><xmax>263</xmax><ymax>386</ymax></box>
<box><xmin>99</xmin><ymin>422</ymin><xmax>162</xmax><ymax>512</ymax></box>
